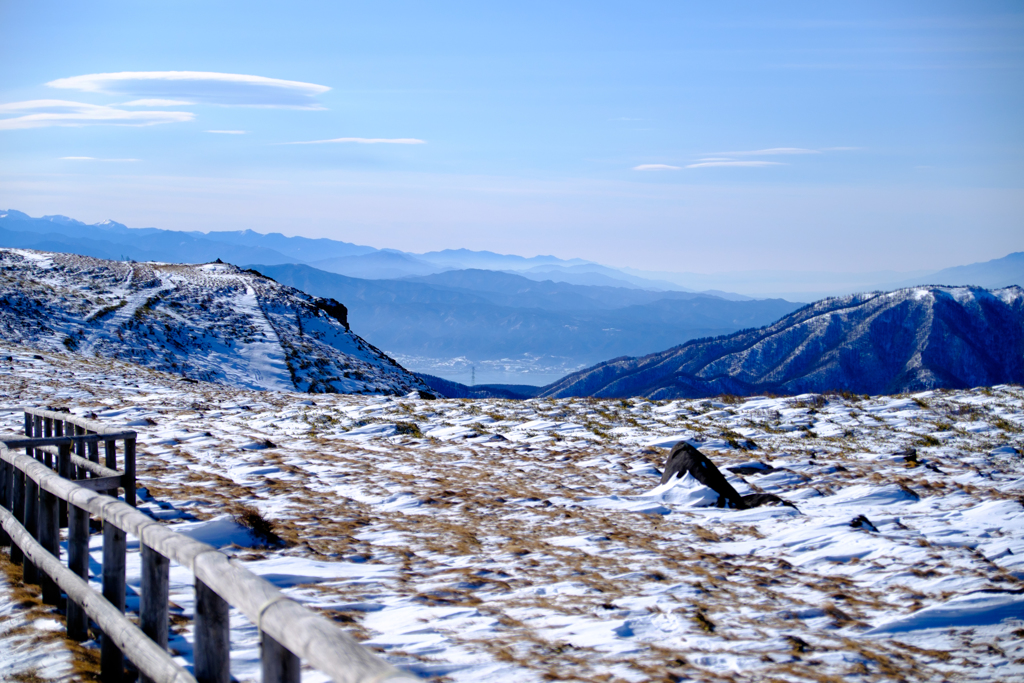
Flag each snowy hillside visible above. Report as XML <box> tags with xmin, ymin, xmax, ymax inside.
<box><xmin>1</xmin><ymin>345</ymin><xmax>1022</xmax><ymax>682</ymax></box>
<box><xmin>0</xmin><ymin>248</ymin><xmax>427</xmax><ymax>395</ymax></box>
<box><xmin>544</xmin><ymin>285</ymin><xmax>1024</xmax><ymax>399</ymax></box>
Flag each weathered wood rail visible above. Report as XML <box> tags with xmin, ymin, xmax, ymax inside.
<box><xmin>0</xmin><ymin>408</ymin><xmax>416</xmax><ymax>683</ymax></box>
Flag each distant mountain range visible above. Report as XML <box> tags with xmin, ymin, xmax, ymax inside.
<box><xmin>250</xmin><ymin>263</ymin><xmax>802</xmax><ymax>368</ymax></box>
<box><xmin>0</xmin><ymin>209</ymin><xmax>686</xmax><ymax>292</ymax></box>
<box><xmin>6</xmin><ymin>209</ymin><xmax>1018</xmax><ymax>299</ymax></box>
<box><xmin>0</xmin><ymin>248</ymin><xmax>427</xmax><ymax>395</ymax></box>
<box><xmin>538</xmin><ymin>286</ymin><xmax>1024</xmax><ymax>399</ymax></box>
<box><xmin>897</xmin><ymin>253</ymin><xmax>1024</xmax><ymax>290</ymax></box>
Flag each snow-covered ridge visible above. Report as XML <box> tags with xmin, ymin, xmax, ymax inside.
<box><xmin>544</xmin><ymin>284</ymin><xmax>1024</xmax><ymax>399</ymax></box>
<box><xmin>0</xmin><ymin>248</ymin><xmax>427</xmax><ymax>395</ymax></box>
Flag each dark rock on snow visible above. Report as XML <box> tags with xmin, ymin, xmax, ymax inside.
<box><xmin>726</xmin><ymin>462</ymin><xmax>776</xmax><ymax>476</ymax></box>
<box><xmin>741</xmin><ymin>493</ymin><xmax>795</xmax><ymax>509</ymax></box>
<box><xmin>662</xmin><ymin>443</ymin><xmax>799</xmax><ymax>510</ymax></box>
<box><xmin>661</xmin><ymin>442</ymin><xmax>748</xmax><ymax>509</ymax></box>
<box><xmin>850</xmin><ymin>514</ymin><xmax>878</xmax><ymax>532</ymax></box>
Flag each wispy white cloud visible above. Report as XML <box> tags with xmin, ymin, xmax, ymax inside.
<box><xmin>633</xmin><ymin>164</ymin><xmax>680</xmax><ymax>171</ymax></box>
<box><xmin>206</xmin><ymin>130</ymin><xmax>247</xmax><ymax>134</ymax></box>
<box><xmin>60</xmin><ymin>156</ymin><xmax>138</xmax><ymax>162</ymax></box>
<box><xmin>686</xmin><ymin>160</ymin><xmax>786</xmax><ymax>168</ymax></box>
<box><xmin>47</xmin><ymin>71</ymin><xmax>330</xmax><ymax>109</ymax></box>
<box><xmin>717</xmin><ymin>147</ymin><xmax>820</xmax><ymax>156</ymax></box>
<box><xmin>0</xmin><ymin>99</ymin><xmax>193</xmax><ymax>130</ymax></box>
<box><xmin>284</xmin><ymin>137</ymin><xmax>426</xmax><ymax>145</ymax></box>
<box><xmin>119</xmin><ymin>98</ymin><xmax>195</xmax><ymax>107</ymax></box>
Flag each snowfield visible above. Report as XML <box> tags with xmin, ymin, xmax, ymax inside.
<box><xmin>1</xmin><ymin>345</ymin><xmax>1023</xmax><ymax>682</ymax></box>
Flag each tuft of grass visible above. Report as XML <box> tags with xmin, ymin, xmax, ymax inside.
<box><xmin>692</xmin><ymin>608</ymin><xmax>716</xmax><ymax>633</ymax></box>
<box><xmin>86</xmin><ymin>299</ymin><xmax>127</xmax><ymax>322</ymax></box>
<box><xmin>690</xmin><ymin>525</ymin><xmax>721</xmax><ymax>543</ymax></box>
<box><xmin>786</xmin><ymin>635</ymin><xmax>810</xmax><ymax>653</ymax></box>
<box><xmin>395</xmin><ymin>422</ymin><xmax>424</xmax><ymax>438</ymax></box>
<box><xmin>8</xmin><ymin>669</ymin><xmax>48</xmax><ymax>683</ymax></box>
<box><xmin>233</xmin><ymin>504</ymin><xmax>285</xmax><ymax>547</ymax></box>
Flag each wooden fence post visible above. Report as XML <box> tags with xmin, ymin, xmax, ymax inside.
<box><xmin>74</xmin><ymin>425</ymin><xmax>87</xmax><ymax>497</ymax></box>
<box><xmin>39</xmin><ymin>486</ymin><xmax>60</xmax><ymax>605</ymax></box>
<box><xmin>194</xmin><ymin>578</ymin><xmax>231</xmax><ymax>683</ymax></box>
<box><xmin>123</xmin><ymin>437</ymin><xmax>136</xmax><ymax>507</ymax></box>
<box><xmin>102</xmin><ymin>519</ymin><xmax>127</xmax><ymax>683</ymax></box>
<box><xmin>11</xmin><ymin>468</ymin><xmax>25</xmax><ymax>564</ymax></box>
<box><xmin>0</xmin><ymin>460</ymin><xmax>9</xmax><ymax>547</ymax></box>
<box><xmin>262</xmin><ymin>632</ymin><xmax>301</xmax><ymax>683</ymax></box>
<box><xmin>140</xmin><ymin>544</ymin><xmax>170</xmax><ymax>683</ymax></box>
<box><xmin>58</xmin><ymin>442</ymin><xmax>71</xmax><ymax>527</ymax></box>
<box><xmin>87</xmin><ymin>438</ymin><xmax>100</xmax><ymax>479</ymax></box>
<box><xmin>104</xmin><ymin>440</ymin><xmax>118</xmax><ymax>498</ymax></box>
<box><xmin>67</xmin><ymin>501</ymin><xmax>90</xmax><ymax>641</ymax></box>
<box><xmin>43</xmin><ymin>418</ymin><xmax>53</xmax><ymax>469</ymax></box>
<box><xmin>34</xmin><ymin>416</ymin><xmax>46</xmax><ymax>467</ymax></box>
<box><xmin>23</xmin><ymin>474</ymin><xmax>39</xmax><ymax>584</ymax></box>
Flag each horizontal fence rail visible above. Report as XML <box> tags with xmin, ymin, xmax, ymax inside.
<box><xmin>0</xmin><ymin>408</ymin><xmax>417</xmax><ymax>683</ymax></box>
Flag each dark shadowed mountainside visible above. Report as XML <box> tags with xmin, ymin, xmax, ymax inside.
<box><xmin>417</xmin><ymin>374</ymin><xmax>541</xmax><ymax>399</ymax></box>
<box><xmin>250</xmin><ymin>264</ymin><xmax>803</xmax><ymax>365</ymax></box>
<box><xmin>541</xmin><ymin>286</ymin><xmax>1024</xmax><ymax>399</ymax></box>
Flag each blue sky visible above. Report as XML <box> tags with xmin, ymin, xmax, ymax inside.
<box><xmin>1</xmin><ymin>1</ymin><xmax>1021</xmax><ymax>272</ymax></box>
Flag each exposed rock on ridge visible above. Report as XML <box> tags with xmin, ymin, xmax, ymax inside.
<box><xmin>541</xmin><ymin>286</ymin><xmax>1024</xmax><ymax>399</ymax></box>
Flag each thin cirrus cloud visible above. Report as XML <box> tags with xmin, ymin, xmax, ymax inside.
<box><xmin>60</xmin><ymin>156</ymin><xmax>138</xmax><ymax>162</ymax></box>
<box><xmin>119</xmin><ymin>99</ymin><xmax>195</xmax><ymax>107</ymax></box>
<box><xmin>678</xmin><ymin>145</ymin><xmax>857</xmax><ymax>169</ymax></box>
<box><xmin>686</xmin><ymin>160</ymin><xmax>786</xmax><ymax>168</ymax></box>
<box><xmin>0</xmin><ymin>99</ymin><xmax>193</xmax><ymax>130</ymax></box>
<box><xmin>716</xmin><ymin>147</ymin><xmax>821</xmax><ymax>156</ymax></box>
<box><xmin>47</xmin><ymin>71</ymin><xmax>330</xmax><ymax>109</ymax></box>
<box><xmin>284</xmin><ymin>137</ymin><xmax>426</xmax><ymax>145</ymax></box>
<box><xmin>632</xmin><ymin>164</ymin><xmax>680</xmax><ymax>171</ymax></box>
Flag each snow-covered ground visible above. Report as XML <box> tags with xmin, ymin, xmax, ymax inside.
<box><xmin>1</xmin><ymin>344</ymin><xmax>1023</xmax><ymax>682</ymax></box>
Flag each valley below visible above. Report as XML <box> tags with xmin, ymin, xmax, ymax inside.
<box><xmin>1</xmin><ymin>344</ymin><xmax>1022</xmax><ymax>682</ymax></box>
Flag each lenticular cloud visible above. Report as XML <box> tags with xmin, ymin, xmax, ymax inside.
<box><xmin>46</xmin><ymin>71</ymin><xmax>330</xmax><ymax>109</ymax></box>
<box><xmin>0</xmin><ymin>99</ymin><xmax>194</xmax><ymax>130</ymax></box>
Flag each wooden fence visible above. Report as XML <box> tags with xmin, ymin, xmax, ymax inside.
<box><xmin>0</xmin><ymin>407</ymin><xmax>416</xmax><ymax>683</ymax></box>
